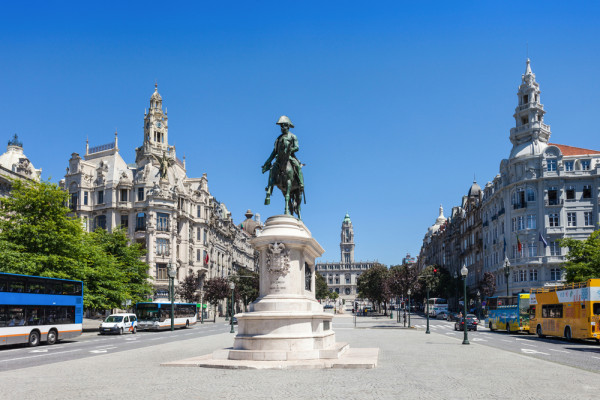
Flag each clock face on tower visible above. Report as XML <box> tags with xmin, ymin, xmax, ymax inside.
<box><xmin>345</xmin><ymin>247</ymin><xmax>349</xmax><ymax>252</ymax></box>
<box><xmin>155</xmin><ymin>122</ymin><xmax>162</xmax><ymax>128</ymax></box>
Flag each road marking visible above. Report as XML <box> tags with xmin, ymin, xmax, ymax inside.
<box><xmin>521</xmin><ymin>348</ymin><xmax>550</xmax><ymax>355</ymax></box>
<box><xmin>549</xmin><ymin>349</ymin><xmax>569</xmax><ymax>354</ymax></box>
<box><xmin>149</xmin><ymin>337</ymin><xmax>162</xmax><ymax>340</ymax></box>
<box><xmin>90</xmin><ymin>346</ymin><xmax>117</xmax><ymax>353</ymax></box>
<box><xmin>592</xmin><ymin>356</ymin><xmax>600</xmax><ymax>360</ymax></box>
<box><xmin>2</xmin><ymin>349</ymin><xmax>82</xmax><ymax>362</ymax></box>
<box><xmin>125</xmin><ymin>337</ymin><xmax>138</xmax><ymax>341</ymax></box>
<box><xmin>521</xmin><ymin>343</ymin><xmax>537</xmax><ymax>347</ymax></box>
<box><xmin>471</xmin><ymin>338</ymin><xmax>487</xmax><ymax>342</ymax></box>
<box><xmin>29</xmin><ymin>349</ymin><xmax>49</xmax><ymax>353</ymax></box>
<box><xmin>445</xmin><ymin>332</ymin><xmax>456</xmax><ymax>335</ymax></box>
<box><xmin>500</xmin><ymin>339</ymin><xmax>512</xmax><ymax>342</ymax></box>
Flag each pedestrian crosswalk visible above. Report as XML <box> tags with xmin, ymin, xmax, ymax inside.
<box><xmin>413</xmin><ymin>323</ymin><xmax>489</xmax><ymax>331</ymax></box>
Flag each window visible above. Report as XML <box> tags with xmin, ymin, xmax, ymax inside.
<box><xmin>197</xmin><ymin>249</ymin><xmax>201</xmax><ymax>261</ymax></box>
<box><xmin>529</xmin><ymin>269</ymin><xmax>538</xmax><ymax>281</ymax></box>
<box><xmin>547</xmin><ymin>159</ymin><xmax>557</xmax><ymax>172</ymax></box>
<box><xmin>157</xmin><ymin>213</ymin><xmax>169</xmax><ymax>231</ymax></box>
<box><xmin>567</xmin><ymin>212</ymin><xmax>577</xmax><ymax>227</ymax></box>
<box><xmin>549</xmin><ymin>213</ymin><xmax>559</xmax><ymax>227</ymax></box>
<box><xmin>82</xmin><ymin>217</ymin><xmax>88</xmax><ymax>231</ymax></box>
<box><xmin>345</xmin><ymin>274</ymin><xmax>351</xmax><ymax>284</ymax></box>
<box><xmin>120</xmin><ymin>215</ymin><xmax>128</xmax><ymax>228</ymax></box>
<box><xmin>550</xmin><ymin>241</ymin><xmax>561</xmax><ymax>256</ymax></box>
<box><xmin>120</xmin><ymin>189</ymin><xmax>128</xmax><ymax>202</ymax></box>
<box><xmin>528</xmin><ymin>243</ymin><xmax>537</xmax><ymax>258</ymax></box>
<box><xmin>344</xmin><ymin>288</ymin><xmax>351</xmax><ymax>295</ymax></box>
<box><xmin>137</xmin><ymin>187</ymin><xmax>144</xmax><ymax>201</ymax></box>
<box><xmin>135</xmin><ymin>213</ymin><xmax>146</xmax><ymax>231</ymax></box>
<box><xmin>95</xmin><ymin>215</ymin><xmax>106</xmax><ymax>231</ymax></box>
<box><xmin>517</xmin><ymin>216</ymin><xmax>525</xmax><ymax>231</ymax></box>
<box><xmin>156</xmin><ymin>238</ymin><xmax>169</xmax><ymax>256</ymax></box>
<box><xmin>84</xmin><ymin>191</ymin><xmax>88</xmax><ymax>205</ymax></box>
<box><xmin>197</xmin><ymin>205</ymin><xmax>202</xmax><ymax>218</ymax></box>
<box><xmin>584</xmin><ymin>211</ymin><xmax>593</xmax><ymax>226</ymax></box>
<box><xmin>581</xmin><ymin>160</ymin><xmax>591</xmax><ymax>170</ymax></box>
<box><xmin>583</xmin><ymin>185</ymin><xmax>592</xmax><ymax>199</ymax></box>
<box><xmin>565</xmin><ymin>186</ymin><xmax>575</xmax><ymax>200</ymax></box>
<box><xmin>564</xmin><ymin>161</ymin><xmax>574</xmax><ymax>171</ymax></box>
<box><xmin>70</xmin><ymin>192</ymin><xmax>78</xmax><ymax>210</ymax></box>
<box><xmin>550</xmin><ymin>268</ymin><xmax>562</xmax><ymax>281</ymax></box>
<box><xmin>526</xmin><ymin>188</ymin><xmax>535</xmax><ymax>202</ymax></box>
<box><xmin>156</xmin><ymin>264</ymin><xmax>168</xmax><ymax>280</ymax></box>
<box><xmin>511</xmin><ymin>218</ymin><xmax>517</xmax><ymax>232</ymax></box>
<box><xmin>547</xmin><ymin>187</ymin><xmax>558</xmax><ymax>205</ymax></box>
<box><xmin>519</xmin><ymin>270</ymin><xmax>527</xmax><ymax>282</ymax></box>
<box><xmin>527</xmin><ymin>214</ymin><xmax>536</xmax><ymax>230</ymax></box>
<box><xmin>542</xmin><ymin>304</ymin><xmax>563</xmax><ymax>318</ymax></box>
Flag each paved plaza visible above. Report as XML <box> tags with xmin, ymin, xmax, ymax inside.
<box><xmin>1</xmin><ymin>315</ymin><xmax>598</xmax><ymax>399</ymax></box>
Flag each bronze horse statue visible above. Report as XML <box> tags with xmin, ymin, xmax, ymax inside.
<box><xmin>262</xmin><ymin>116</ymin><xmax>305</xmax><ymax>219</ymax></box>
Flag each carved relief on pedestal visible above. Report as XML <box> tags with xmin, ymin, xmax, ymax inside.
<box><xmin>266</xmin><ymin>242</ymin><xmax>290</xmax><ymax>280</ymax></box>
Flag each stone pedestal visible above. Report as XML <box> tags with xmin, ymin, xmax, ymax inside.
<box><xmin>229</xmin><ymin>215</ymin><xmax>339</xmax><ymax>361</ymax></box>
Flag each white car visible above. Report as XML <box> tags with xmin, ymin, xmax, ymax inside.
<box><xmin>99</xmin><ymin>313</ymin><xmax>138</xmax><ymax>335</ymax></box>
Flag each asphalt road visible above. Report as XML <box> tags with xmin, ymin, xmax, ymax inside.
<box><xmin>0</xmin><ymin>322</ymin><xmax>231</xmax><ymax>371</ymax></box>
<box><xmin>407</xmin><ymin>314</ymin><xmax>600</xmax><ymax>373</ymax></box>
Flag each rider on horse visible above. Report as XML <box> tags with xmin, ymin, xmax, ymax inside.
<box><xmin>262</xmin><ymin>116</ymin><xmax>304</xmax><ymax>217</ymax></box>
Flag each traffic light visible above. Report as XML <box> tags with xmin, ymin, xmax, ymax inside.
<box><xmin>433</xmin><ymin>267</ymin><xmax>438</xmax><ymax>274</ymax></box>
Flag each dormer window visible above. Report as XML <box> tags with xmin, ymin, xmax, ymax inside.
<box><xmin>547</xmin><ymin>159</ymin><xmax>557</xmax><ymax>172</ymax></box>
<box><xmin>564</xmin><ymin>161</ymin><xmax>574</xmax><ymax>171</ymax></box>
<box><xmin>581</xmin><ymin>160</ymin><xmax>591</xmax><ymax>170</ymax></box>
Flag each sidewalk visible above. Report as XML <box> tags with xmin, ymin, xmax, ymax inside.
<box><xmin>3</xmin><ymin>315</ymin><xmax>598</xmax><ymax>399</ymax></box>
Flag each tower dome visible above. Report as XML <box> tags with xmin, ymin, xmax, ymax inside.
<box><xmin>468</xmin><ymin>180</ymin><xmax>481</xmax><ymax>197</ymax></box>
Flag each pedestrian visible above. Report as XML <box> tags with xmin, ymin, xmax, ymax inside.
<box><xmin>403</xmin><ymin>311</ymin><xmax>407</xmax><ymax>327</ymax></box>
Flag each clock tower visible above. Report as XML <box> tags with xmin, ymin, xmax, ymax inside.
<box><xmin>144</xmin><ymin>83</ymin><xmax>169</xmax><ymax>149</ymax></box>
<box><xmin>340</xmin><ymin>213</ymin><xmax>355</xmax><ymax>264</ymax></box>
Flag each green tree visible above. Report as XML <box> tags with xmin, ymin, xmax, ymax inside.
<box><xmin>478</xmin><ymin>272</ymin><xmax>496</xmax><ymax>298</ymax></box>
<box><xmin>387</xmin><ymin>264</ymin><xmax>421</xmax><ymax>299</ymax></box>
<box><xmin>177</xmin><ymin>271</ymin><xmax>200</xmax><ymax>303</ymax></box>
<box><xmin>230</xmin><ymin>267</ymin><xmax>259</xmax><ymax>311</ymax></box>
<box><xmin>315</xmin><ymin>272</ymin><xmax>329</xmax><ymax>300</ymax></box>
<box><xmin>559</xmin><ymin>230</ymin><xmax>600</xmax><ymax>283</ymax></box>
<box><xmin>203</xmin><ymin>277</ymin><xmax>230</xmax><ymax>317</ymax></box>
<box><xmin>356</xmin><ymin>263</ymin><xmax>389</xmax><ymax>313</ymax></box>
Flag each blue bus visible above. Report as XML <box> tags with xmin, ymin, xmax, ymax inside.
<box><xmin>0</xmin><ymin>272</ymin><xmax>83</xmax><ymax>346</ymax></box>
<box><xmin>487</xmin><ymin>293</ymin><xmax>530</xmax><ymax>334</ymax></box>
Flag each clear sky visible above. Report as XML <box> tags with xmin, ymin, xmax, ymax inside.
<box><xmin>1</xmin><ymin>2</ymin><xmax>599</xmax><ymax>266</ymax></box>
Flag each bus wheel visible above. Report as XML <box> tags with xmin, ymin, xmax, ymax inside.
<box><xmin>28</xmin><ymin>331</ymin><xmax>40</xmax><ymax>347</ymax></box>
<box><xmin>489</xmin><ymin>322</ymin><xmax>495</xmax><ymax>331</ymax></box>
<box><xmin>185</xmin><ymin>320</ymin><xmax>189</xmax><ymax>329</ymax></box>
<box><xmin>536</xmin><ymin>325</ymin><xmax>545</xmax><ymax>338</ymax></box>
<box><xmin>564</xmin><ymin>327</ymin><xmax>572</xmax><ymax>341</ymax></box>
<box><xmin>46</xmin><ymin>329</ymin><xmax>58</xmax><ymax>345</ymax></box>
<box><xmin>506</xmin><ymin>324</ymin><xmax>511</xmax><ymax>334</ymax></box>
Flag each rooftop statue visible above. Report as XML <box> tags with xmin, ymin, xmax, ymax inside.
<box><xmin>262</xmin><ymin>116</ymin><xmax>305</xmax><ymax>219</ymax></box>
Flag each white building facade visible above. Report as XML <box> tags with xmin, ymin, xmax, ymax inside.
<box><xmin>0</xmin><ymin>134</ymin><xmax>42</xmax><ymax>196</ymax></box>
<box><xmin>315</xmin><ymin>214</ymin><xmax>376</xmax><ymax>304</ymax></box>
<box><xmin>482</xmin><ymin>60</ymin><xmax>600</xmax><ymax>295</ymax></box>
<box><xmin>63</xmin><ymin>85</ymin><xmax>257</xmax><ymax>301</ymax></box>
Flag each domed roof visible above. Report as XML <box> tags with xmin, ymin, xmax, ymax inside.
<box><xmin>343</xmin><ymin>213</ymin><xmax>351</xmax><ymax>224</ymax></box>
<box><xmin>151</xmin><ymin>83</ymin><xmax>162</xmax><ymax>101</ymax></box>
<box><xmin>468</xmin><ymin>180</ymin><xmax>481</xmax><ymax>197</ymax></box>
<box><xmin>426</xmin><ymin>205</ymin><xmax>446</xmax><ymax>237</ymax></box>
<box><xmin>0</xmin><ymin>135</ymin><xmax>41</xmax><ymax>181</ymax></box>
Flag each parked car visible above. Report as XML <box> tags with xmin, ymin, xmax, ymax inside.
<box><xmin>447</xmin><ymin>312</ymin><xmax>461</xmax><ymax>322</ymax></box>
<box><xmin>466</xmin><ymin>313</ymin><xmax>479</xmax><ymax>323</ymax></box>
<box><xmin>99</xmin><ymin>313</ymin><xmax>138</xmax><ymax>335</ymax></box>
<box><xmin>436</xmin><ymin>311</ymin><xmax>449</xmax><ymax>320</ymax></box>
<box><xmin>324</xmin><ymin>305</ymin><xmax>334</xmax><ymax>309</ymax></box>
<box><xmin>454</xmin><ymin>317</ymin><xmax>478</xmax><ymax>331</ymax></box>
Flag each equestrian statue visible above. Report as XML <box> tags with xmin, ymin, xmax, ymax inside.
<box><xmin>262</xmin><ymin>115</ymin><xmax>305</xmax><ymax>219</ymax></box>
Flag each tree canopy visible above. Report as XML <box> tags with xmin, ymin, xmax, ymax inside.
<box><xmin>0</xmin><ymin>179</ymin><xmax>152</xmax><ymax>310</ymax></box>
<box><xmin>230</xmin><ymin>267</ymin><xmax>259</xmax><ymax>309</ymax></box>
<box><xmin>560</xmin><ymin>230</ymin><xmax>600</xmax><ymax>283</ymax></box>
<box><xmin>357</xmin><ymin>263</ymin><xmax>389</xmax><ymax>308</ymax></box>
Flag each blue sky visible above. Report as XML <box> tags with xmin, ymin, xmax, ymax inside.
<box><xmin>1</xmin><ymin>2</ymin><xmax>599</xmax><ymax>266</ymax></box>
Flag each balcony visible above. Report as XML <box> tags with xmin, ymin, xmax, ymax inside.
<box><xmin>498</xmin><ymin>208</ymin><xmax>505</xmax><ymax>216</ymax></box>
<box><xmin>513</xmin><ymin>202</ymin><xmax>527</xmax><ymax>210</ymax></box>
<box><xmin>545</xmin><ymin>199</ymin><xmax>563</xmax><ymax>206</ymax></box>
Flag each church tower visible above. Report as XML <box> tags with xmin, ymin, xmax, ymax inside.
<box><xmin>340</xmin><ymin>213</ymin><xmax>355</xmax><ymax>264</ymax></box>
<box><xmin>509</xmin><ymin>59</ymin><xmax>551</xmax><ymax>158</ymax></box>
<box><xmin>144</xmin><ymin>83</ymin><xmax>169</xmax><ymax>149</ymax></box>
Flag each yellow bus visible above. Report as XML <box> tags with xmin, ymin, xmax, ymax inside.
<box><xmin>529</xmin><ymin>279</ymin><xmax>600</xmax><ymax>341</ymax></box>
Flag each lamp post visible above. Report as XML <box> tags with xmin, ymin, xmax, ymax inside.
<box><xmin>426</xmin><ymin>284</ymin><xmax>430</xmax><ymax>334</ymax></box>
<box><xmin>461</xmin><ymin>264</ymin><xmax>469</xmax><ymax>345</ymax></box>
<box><xmin>200</xmin><ymin>292</ymin><xmax>204</xmax><ymax>324</ymax></box>
<box><xmin>407</xmin><ymin>288</ymin><xmax>411</xmax><ymax>328</ymax></box>
<box><xmin>504</xmin><ymin>256</ymin><xmax>511</xmax><ymax>296</ymax></box>
<box><xmin>167</xmin><ymin>263</ymin><xmax>176</xmax><ymax>332</ymax></box>
<box><xmin>453</xmin><ymin>271</ymin><xmax>459</xmax><ymax>311</ymax></box>
<box><xmin>477</xmin><ymin>290</ymin><xmax>481</xmax><ymax>321</ymax></box>
<box><xmin>229</xmin><ymin>281</ymin><xmax>235</xmax><ymax>334</ymax></box>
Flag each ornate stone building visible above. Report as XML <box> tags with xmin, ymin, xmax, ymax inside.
<box><xmin>0</xmin><ymin>134</ymin><xmax>42</xmax><ymax>196</ymax></box>
<box><xmin>315</xmin><ymin>213</ymin><xmax>376</xmax><ymax>304</ymax></box>
<box><xmin>481</xmin><ymin>59</ymin><xmax>600</xmax><ymax>295</ymax></box>
<box><xmin>62</xmin><ymin>85</ymin><xmax>258</xmax><ymax>300</ymax></box>
<box><xmin>419</xmin><ymin>59</ymin><xmax>600</xmax><ymax>298</ymax></box>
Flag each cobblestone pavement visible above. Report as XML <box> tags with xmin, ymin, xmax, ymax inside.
<box><xmin>1</xmin><ymin>316</ymin><xmax>598</xmax><ymax>400</ymax></box>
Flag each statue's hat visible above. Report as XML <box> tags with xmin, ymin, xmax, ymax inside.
<box><xmin>276</xmin><ymin>115</ymin><xmax>294</xmax><ymax>128</ymax></box>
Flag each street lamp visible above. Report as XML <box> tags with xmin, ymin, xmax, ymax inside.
<box><xmin>453</xmin><ymin>271</ymin><xmax>459</xmax><ymax>311</ymax></box>
<box><xmin>504</xmin><ymin>256</ymin><xmax>511</xmax><ymax>296</ymax></box>
<box><xmin>407</xmin><ymin>288</ymin><xmax>411</xmax><ymax>328</ymax></box>
<box><xmin>167</xmin><ymin>263</ymin><xmax>176</xmax><ymax>332</ymax></box>
<box><xmin>477</xmin><ymin>290</ymin><xmax>481</xmax><ymax>321</ymax></box>
<box><xmin>200</xmin><ymin>292</ymin><xmax>204</xmax><ymax>324</ymax></box>
<box><xmin>426</xmin><ymin>282</ymin><xmax>431</xmax><ymax>334</ymax></box>
<box><xmin>461</xmin><ymin>264</ymin><xmax>469</xmax><ymax>345</ymax></box>
<box><xmin>229</xmin><ymin>281</ymin><xmax>235</xmax><ymax>334</ymax></box>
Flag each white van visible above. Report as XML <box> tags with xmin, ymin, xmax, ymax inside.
<box><xmin>99</xmin><ymin>313</ymin><xmax>138</xmax><ymax>335</ymax></box>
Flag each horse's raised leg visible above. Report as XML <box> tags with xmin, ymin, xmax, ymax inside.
<box><xmin>284</xmin><ymin>179</ymin><xmax>291</xmax><ymax>215</ymax></box>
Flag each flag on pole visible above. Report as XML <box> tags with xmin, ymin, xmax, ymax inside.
<box><xmin>204</xmin><ymin>252</ymin><xmax>209</xmax><ymax>265</ymax></box>
<box><xmin>539</xmin><ymin>232</ymin><xmax>548</xmax><ymax>248</ymax></box>
<box><xmin>516</xmin><ymin>235</ymin><xmax>522</xmax><ymax>252</ymax></box>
